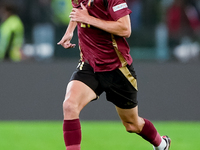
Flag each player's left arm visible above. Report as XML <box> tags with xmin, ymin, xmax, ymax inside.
<box><xmin>69</xmin><ymin>3</ymin><xmax>131</xmax><ymax>38</ymax></box>
<box><xmin>57</xmin><ymin>20</ymin><xmax>77</xmax><ymax>49</ymax></box>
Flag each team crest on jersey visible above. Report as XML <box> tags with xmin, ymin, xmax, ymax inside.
<box><xmin>73</xmin><ymin>0</ymin><xmax>79</xmax><ymax>4</ymax></box>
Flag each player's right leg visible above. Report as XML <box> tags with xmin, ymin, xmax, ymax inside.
<box><xmin>63</xmin><ymin>80</ymin><xmax>97</xmax><ymax>150</ymax></box>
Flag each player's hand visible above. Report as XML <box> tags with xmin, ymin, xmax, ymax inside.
<box><xmin>69</xmin><ymin>3</ymin><xmax>90</xmax><ymax>23</ymax></box>
<box><xmin>57</xmin><ymin>33</ymin><xmax>76</xmax><ymax>49</ymax></box>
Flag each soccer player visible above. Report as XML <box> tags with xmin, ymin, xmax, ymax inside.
<box><xmin>58</xmin><ymin>0</ymin><xmax>171</xmax><ymax>150</ymax></box>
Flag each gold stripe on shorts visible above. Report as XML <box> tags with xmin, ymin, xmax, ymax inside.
<box><xmin>111</xmin><ymin>34</ymin><xmax>138</xmax><ymax>90</ymax></box>
<box><xmin>119</xmin><ymin>66</ymin><xmax>138</xmax><ymax>91</ymax></box>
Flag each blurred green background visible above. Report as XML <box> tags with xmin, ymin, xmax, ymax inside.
<box><xmin>1</xmin><ymin>121</ymin><xmax>200</xmax><ymax>150</ymax></box>
<box><xmin>1</xmin><ymin>0</ymin><xmax>200</xmax><ymax>150</ymax></box>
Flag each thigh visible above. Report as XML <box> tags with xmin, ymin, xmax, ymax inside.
<box><xmin>70</xmin><ymin>61</ymin><xmax>104</xmax><ymax>96</ymax></box>
<box><xmin>63</xmin><ymin>80</ymin><xmax>97</xmax><ymax>119</ymax></box>
<box><xmin>65</xmin><ymin>80</ymin><xmax>97</xmax><ymax>111</ymax></box>
<box><xmin>66</xmin><ymin>61</ymin><xmax>101</xmax><ymax>107</ymax></box>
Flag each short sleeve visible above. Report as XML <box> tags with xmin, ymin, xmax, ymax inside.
<box><xmin>108</xmin><ymin>0</ymin><xmax>132</xmax><ymax>21</ymax></box>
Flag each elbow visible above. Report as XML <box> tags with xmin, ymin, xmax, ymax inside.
<box><xmin>116</xmin><ymin>15</ymin><xmax>132</xmax><ymax>38</ymax></box>
<box><xmin>122</xmin><ymin>21</ymin><xmax>132</xmax><ymax>38</ymax></box>
<box><xmin>113</xmin><ymin>23</ymin><xmax>131</xmax><ymax>38</ymax></box>
<box><xmin>124</xmin><ymin>31</ymin><xmax>131</xmax><ymax>38</ymax></box>
<box><xmin>123</xmin><ymin>29</ymin><xmax>131</xmax><ymax>38</ymax></box>
<box><xmin>121</xmin><ymin>24</ymin><xmax>131</xmax><ymax>38</ymax></box>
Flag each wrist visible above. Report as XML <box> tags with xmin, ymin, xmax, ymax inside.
<box><xmin>85</xmin><ymin>15</ymin><xmax>93</xmax><ymax>25</ymax></box>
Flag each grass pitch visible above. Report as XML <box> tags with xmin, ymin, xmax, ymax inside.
<box><xmin>0</xmin><ymin>121</ymin><xmax>199</xmax><ymax>150</ymax></box>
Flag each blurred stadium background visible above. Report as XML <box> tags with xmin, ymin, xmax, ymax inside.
<box><xmin>0</xmin><ymin>0</ymin><xmax>200</xmax><ymax>121</ymax></box>
<box><xmin>1</xmin><ymin>0</ymin><xmax>200</xmax><ymax>149</ymax></box>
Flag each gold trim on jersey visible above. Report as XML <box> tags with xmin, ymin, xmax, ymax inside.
<box><xmin>111</xmin><ymin>34</ymin><xmax>127</xmax><ymax>67</ymax></box>
<box><xmin>111</xmin><ymin>34</ymin><xmax>138</xmax><ymax>91</ymax></box>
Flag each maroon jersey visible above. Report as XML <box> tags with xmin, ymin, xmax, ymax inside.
<box><xmin>72</xmin><ymin>0</ymin><xmax>132</xmax><ymax>72</ymax></box>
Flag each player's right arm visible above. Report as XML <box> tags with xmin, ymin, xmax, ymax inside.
<box><xmin>70</xmin><ymin>3</ymin><xmax>131</xmax><ymax>38</ymax></box>
<box><xmin>57</xmin><ymin>20</ymin><xmax>77</xmax><ymax>49</ymax></box>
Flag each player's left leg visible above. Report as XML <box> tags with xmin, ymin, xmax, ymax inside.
<box><xmin>63</xmin><ymin>61</ymin><xmax>102</xmax><ymax>150</ymax></box>
<box><xmin>63</xmin><ymin>80</ymin><xmax>97</xmax><ymax>150</ymax></box>
<box><xmin>116</xmin><ymin>106</ymin><xmax>144</xmax><ymax>133</ymax></box>
<box><xmin>116</xmin><ymin>106</ymin><xmax>170</xmax><ymax>150</ymax></box>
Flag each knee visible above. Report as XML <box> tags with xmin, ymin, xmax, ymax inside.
<box><xmin>63</xmin><ymin>97</ymin><xmax>79</xmax><ymax>118</ymax></box>
<box><xmin>124</xmin><ymin>122</ymin><xmax>143</xmax><ymax>134</ymax></box>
